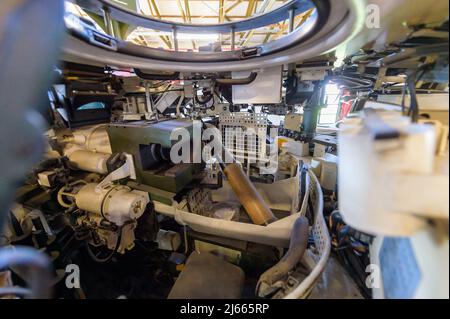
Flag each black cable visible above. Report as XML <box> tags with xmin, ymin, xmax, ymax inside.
<box><xmin>407</xmin><ymin>75</ymin><xmax>419</xmax><ymax>122</ymax></box>
<box><xmin>328</xmin><ymin>211</ymin><xmax>372</xmax><ymax>298</ymax></box>
<box><xmin>134</xmin><ymin>69</ymin><xmax>180</xmax><ymax>80</ymax></box>
<box><xmin>406</xmin><ymin>63</ymin><xmax>434</xmax><ymax>122</ymax></box>
<box><xmin>401</xmin><ymin>79</ymin><xmax>407</xmax><ymax>114</ymax></box>
<box><xmin>85</xmin><ymin>227</ymin><xmax>122</xmax><ymax>263</ymax></box>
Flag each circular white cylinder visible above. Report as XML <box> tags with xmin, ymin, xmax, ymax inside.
<box><xmin>68</xmin><ymin>150</ymin><xmax>110</xmax><ymax>174</ymax></box>
<box><xmin>74</xmin><ymin>183</ymin><xmax>149</xmax><ymax>226</ymax></box>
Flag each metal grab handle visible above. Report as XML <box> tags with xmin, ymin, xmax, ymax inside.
<box><xmin>0</xmin><ymin>246</ymin><xmax>53</xmax><ymax>299</ymax></box>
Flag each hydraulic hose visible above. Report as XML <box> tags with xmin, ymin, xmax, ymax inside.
<box><xmin>256</xmin><ymin>215</ymin><xmax>309</xmax><ymax>297</ymax></box>
<box><xmin>134</xmin><ymin>68</ymin><xmax>180</xmax><ymax>80</ymax></box>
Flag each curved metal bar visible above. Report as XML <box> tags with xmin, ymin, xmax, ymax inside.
<box><xmin>215</xmin><ymin>72</ymin><xmax>258</xmax><ymax>85</ymax></box>
<box><xmin>62</xmin><ymin>0</ymin><xmax>360</xmax><ymax>72</ymax></box>
<box><xmin>0</xmin><ymin>246</ymin><xmax>53</xmax><ymax>299</ymax></box>
<box><xmin>75</xmin><ymin>0</ymin><xmax>315</xmax><ymax>34</ymax></box>
<box><xmin>68</xmin><ymin>1</ymin><xmax>327</xmax><ymax>63</ymax></box>
<box><xmin>283</xmin><ymin>169</ymin><xmax>330</xmax><ymax>299</ymax></box>
<box><xmin>0</xmin><ymin>286</ymin><xmax>32</xmax><ymax>297</ymax></box>
<box><xmin>256</xmin><ymin>215</ymin><xmax>309</xmax><ymax>297</ymax></box>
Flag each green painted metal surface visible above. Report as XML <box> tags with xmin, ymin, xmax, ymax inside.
<box><xmin>107</xmin><ymin>120</ymin><xmax>201</xmax><ymax>193</ymax></box>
